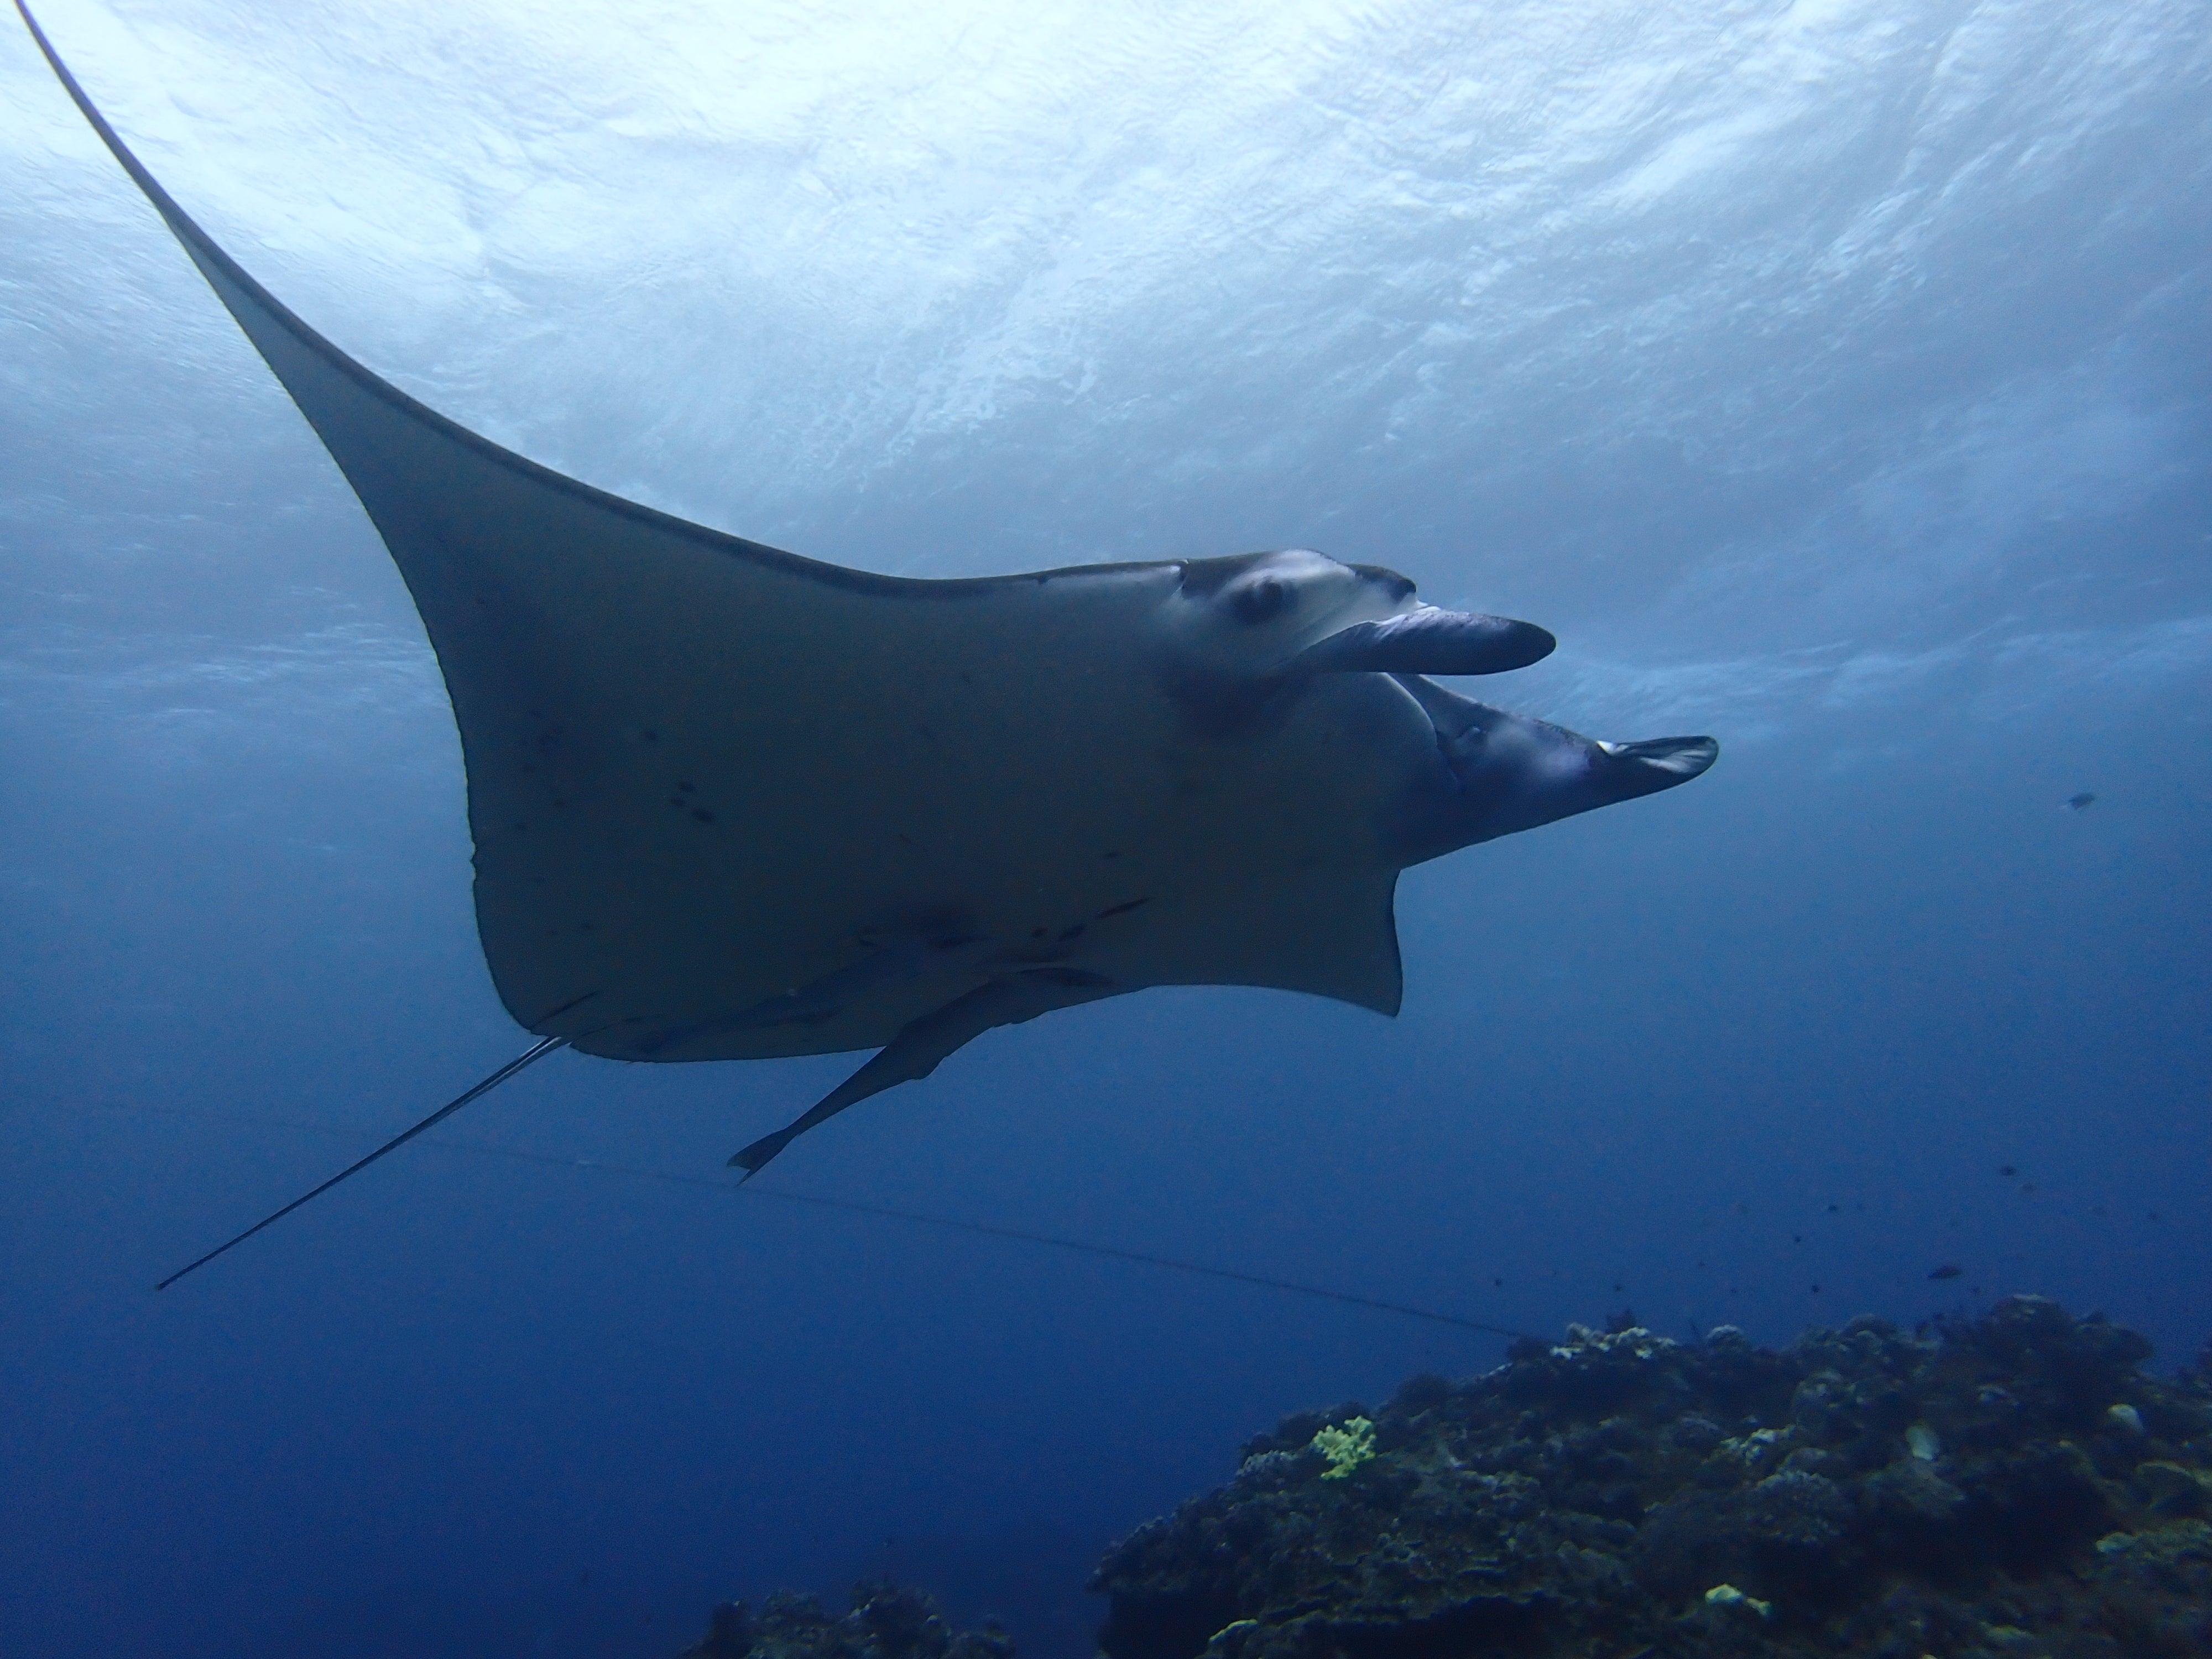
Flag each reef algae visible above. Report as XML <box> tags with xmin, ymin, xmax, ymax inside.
<box><xmin>1088</xmin><ymin>1297</ymin><xmax>2212</xmax><ymax>1658</ymax></box>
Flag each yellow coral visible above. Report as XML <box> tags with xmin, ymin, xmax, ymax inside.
<box><xmin>1311</xmin><ymin>1416</ymin><xmax>1375</xmax><ymax>1479</ymax></box>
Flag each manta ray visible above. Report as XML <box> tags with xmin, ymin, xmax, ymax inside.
<box><xmin>19</xmin><ymin>4</ymin><xmax>1715</xmax><ymax>1285</ymax></box>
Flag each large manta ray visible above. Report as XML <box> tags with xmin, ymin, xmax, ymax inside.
<box><xmin>19</xmin><ymin>4</ymin><xmax>1715</xmax><ymax>1284</ymax></box>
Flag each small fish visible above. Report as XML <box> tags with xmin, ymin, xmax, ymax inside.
<box><xmin>1928</xmin><ymin>1264</ymin><xmax>1964</xmax><ymax>1281</ymax></box>
<box><xmin>1999</xmin><ymin>1165</ymin><xmax>2017</xmax><ymax>1178</ymax></box>
<box><xmin>2067</xmin><ymin>792</ymin><xmax>2096</xmax><ymax>810</ymax></box>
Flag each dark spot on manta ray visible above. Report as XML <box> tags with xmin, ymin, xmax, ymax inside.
<box><xmin>1096</xmin><ymin>898</ymin><xmax>1150</xmax><ymax>919</ymax></box>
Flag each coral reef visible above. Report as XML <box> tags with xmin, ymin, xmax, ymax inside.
<box><xmin>1091</xmin><ymin>1297</ymin><xmax>2212</xmax><ymax>1658</ymax></box>
<box><xmin>676</xmin><ymin>1580</ymin><xmax>1015</xmax><ymax>1659</ymax></box>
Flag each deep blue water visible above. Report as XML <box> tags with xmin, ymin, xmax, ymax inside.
<box><xmin>3</xmin><ymin>3</ymin><xmax>2208</xmax><ymax>1656</ymax></box>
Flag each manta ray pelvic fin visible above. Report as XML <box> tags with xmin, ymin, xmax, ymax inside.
<box><xmin>731</xmin><ymin>968</ymin><xmax>1119</xmax><ymax>1177</ymax></box>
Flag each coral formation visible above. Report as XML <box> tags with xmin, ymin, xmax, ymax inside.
<box><xmin>676</xmin><ymin>1580</ymin><xmax>1014</xmax><ymax>1659</ymax></box>
<box><xmin>1311</xmin><ymin>1416</ymin><xmax>1376</xmax><ymax>1481</ymax></box>
<box><xmin>1089</xmin><ymin>1297</ymin><xmax>2212</xmax><ymax>1658</ymax></box>
<box><xmin>671</xmin><ymin>1299</ymin><xmax>2210</xmax><ymax>1659</ymax></box>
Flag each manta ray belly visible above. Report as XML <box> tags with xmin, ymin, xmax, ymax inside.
<box><xmin>459</xmin><ymin>549</ymin><xmax>1430</xmax><ymax>1062</ymax></box>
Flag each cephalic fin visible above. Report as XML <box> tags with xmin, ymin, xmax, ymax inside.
<box><xmin>1295</xmin><ymin>608</ymin><xmax>1554</xmax><ymax>677</ymax></box>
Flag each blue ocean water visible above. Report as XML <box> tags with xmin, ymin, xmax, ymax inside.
<box><xmin>2</xmin><ymin>2</ymin><xmax>2206</xmax><ymax>1655</ymax></box>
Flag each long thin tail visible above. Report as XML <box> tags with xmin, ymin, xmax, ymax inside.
<box><xmin>155</xmin><ymin>1036</ymin><xmax>568</xmax><ymax>1290</ymax></box>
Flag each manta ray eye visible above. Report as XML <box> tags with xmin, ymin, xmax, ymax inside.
<box><xmin>1230</xmin><ymin>576</ymin><xmax>1291</xmax><ymax>624</ymax></box>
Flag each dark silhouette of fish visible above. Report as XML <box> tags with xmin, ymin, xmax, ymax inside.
<box><xmin>2067</xmin><ymin>792</ymin><xmax>2096</xmax><ymax>810</ymax></box>
<box><xmin>1928</xmin><ymin>1265</ymin><xmax>1964</xmax><ymax>1281</ymax></box>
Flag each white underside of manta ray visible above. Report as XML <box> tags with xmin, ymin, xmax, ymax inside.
<box><xmin>18</xmin><ymin>3</ymin><xmax>1716</xmax><ymax>1281</ymax></box>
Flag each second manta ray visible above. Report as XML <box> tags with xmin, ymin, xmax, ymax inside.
<box><xmin>20</xmin><ymin>5</ymin><xmax>1715</xmax><ymax>1279</ymax></box>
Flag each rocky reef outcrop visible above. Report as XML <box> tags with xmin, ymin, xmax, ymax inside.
<box><xmin>1090</xmin><ymin>1297</ymin><xmax>2212</xmax><ymax>1658</ymax></box>
<box><xmin>677</xmin><ymin>1580</ymin><xmax>1015</xmax><ymax>1659</ymax></box>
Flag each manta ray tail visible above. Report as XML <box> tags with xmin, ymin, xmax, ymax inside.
<box><xmin>731</xmin><ymin>970</ymin><xmax>1117</xmax><ymax>1177</ymax></box>
<box><xmin>154</xmin><ymin>1036</ymin><xmax>569</xmax><ymax>1290</ymax></box>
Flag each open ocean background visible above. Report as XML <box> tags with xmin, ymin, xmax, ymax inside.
<box><xmin>3</xmin><ymin>2</ymin><xmax>2206</xmax><ymax>1654</ymax></box>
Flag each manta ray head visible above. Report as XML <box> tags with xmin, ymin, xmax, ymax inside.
<box><xmin>1155</xmin><ymin>549</ymin><xmax>1556</xmax><ymax>738</ymax></box>
<box><xmin>1166</xmin><ymin>549</ymin><xmax>1404</xmax><ymax>665</ymax></box>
